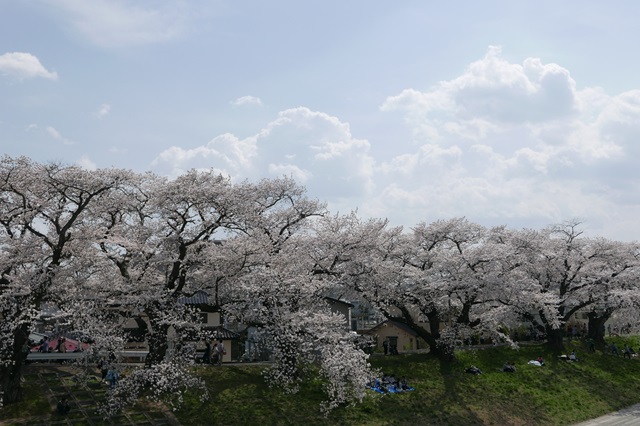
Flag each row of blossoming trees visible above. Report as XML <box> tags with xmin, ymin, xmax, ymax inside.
<box><xmin>2</xmin><ymin>156</ymin><xmax>640</xmax><ymax>413</ymax></box>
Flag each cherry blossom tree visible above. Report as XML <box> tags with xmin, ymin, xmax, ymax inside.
<box><xmin>315</xmin><ymin>215</ymin><xmax>518</xmax><ymax>359</ymax></box>
<box><xmin>0</xmin><ymin>156</ymin><xmax>136</xmax><ymax>404</ymax></box>
<box><xmin>6</xmin><ymin>155</ymin><xmax>640</xmax><ymax>414</ymax></box>
<box><xmin>388</xmin><ymin>218</ymin><xmax>527</xmax><ymax>358</ymax></box>
<box><xmin>210</xmin><ymin>185</ymin><xmax>376</xmax><ymax>411</ymax></box>
<box><xmin>97</xmin><ymin>170</ymin><xmax>240</xmax><ymax>367</ymax></box>
<box><xmin>92</xmin><ymin>171</ymin><xmax>375</xmax><ymax>412</ymax></box>
<box><xmin>508</xmin><ymin>221</ymin><xmax>640</xmax><ymax>351</ymax></box>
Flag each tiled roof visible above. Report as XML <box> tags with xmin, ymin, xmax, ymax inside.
<box><xmin>177</xmin><ymin>290</ymin><xmax>209</xmax><ymax>305</ymax></box>
<box><xmin>202</xmin><ymin>325</ymin><xmax>240</xmax><ymax>340</ymax></box>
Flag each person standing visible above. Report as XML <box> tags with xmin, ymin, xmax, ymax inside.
<box><xmin>215</xmin><ymin>339</ymin><xmax>225</xmax><ymax>365</ymax></box>
<box><xmin>203</xmin><ymin>341</ymin><xmax>212</xmax><ymax>364</ymax></box>
<box><xmin>98</xmin><ymin>358</ymin><xmax>109</xmax><ymax>381</ymax></box>
<box><xmin>382</xmin><ymin>338</ymin><xmax>389</xmax><ymax>355</ymax></box>
<box><xmin>106</xmin><ymin>367</ymin><xmax>119</xmax><ymax>389</ymax></box>
<box><xmin>41</xmin><ymin>337</ymin><xmax>49</xmax><ymax>353</ymax></box>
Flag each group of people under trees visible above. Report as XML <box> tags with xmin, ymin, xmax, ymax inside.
<box><xmin>605</xmin><ymin>342</ymin><xmax>639</xmax><ymax>358</ymax></box>
<box><xmin>368</xmin><ymin>374</ymin><xmax>413</xmax><ymax>394</ymax></box>
<box><xmin>36</xmin><ymin>336</ymin><xmax>75</xmax><ymax>353</ymax></box>
<box><xmin>201</xmin><ymin>339</ymin><xmax>226</xmax><ymax>365</ymax></box>
<box><xmin>97</xmin><ymin>357</ymin><xmax>120</xmax><ymax>389</ymax></box>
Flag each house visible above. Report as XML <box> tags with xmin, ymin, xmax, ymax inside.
<box><xmin>175</xmin><ymin>290</ymin><xmax>240</xmax><ymax>363</ymax></box>
<box><xmin>120</xmin><ymin>291</ymin><xmax>240</xmax><ymax>363</ymax></box>
<box><xmin>365</xmin><ymin>320</ymin><xmax>425</xmax><ymax>354</ymax></box>
<box><xmin>324</xmin><ymin>296</ymin><xmax>354</xmax><ymax>330</ymax></box>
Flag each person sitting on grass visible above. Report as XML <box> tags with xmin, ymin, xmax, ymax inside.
<box><xmin>57</xmin><ymin>397</ymin><xmax>71</xmax><ymax>415</ymax></box>
<box><xmin>502</xmin><ymin>361</ymin><xmax>516</xmax><ymax>373</ymax></box>
<box><xmin>569</xmin><ymin>351</ymin><xmax>578</xmax><ymax>362</ymax></box>
<box><xmin>611</xmin><ymin>343</ymin><xmax>619</xmax><ymax>356</ymax></box>
<box><xmin>622</xmin><ymin>345</ymin><xmax>636</xmax><ymax>358</ymax></box>
<box><xmin>465</xmin><ymin>365</ymin><xmax>482</xmax><ymax>375</ymax></box>
<box><xmin>399</xmin><ymin>377</ymin><xmax>412</xmax><ymax>391</ymax></box>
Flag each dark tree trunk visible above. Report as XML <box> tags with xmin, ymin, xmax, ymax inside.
<box><xmin>587</xmin><ymin>311</ymin><xmax>610</xmax><ymax>345</ymax></box>
<box><xmin>421</xmin><ymin>318</ymin><xmax>442</xmax><ymax>358</ymax></box>
<box><xmin>545</xmin><ymin>326</ymin><xmax>565</xmax><ymax>352</ymax></box>
<box><xmin>0</xmin><ymin>364</ymin><xmax>24</xmax><ymax>404</ymax></box>
<box><xmin>1</xmin><ymin>325</ymin><xmax>30</xmax><ymax>404</ymax></box>
<box><xmin>145</xmin><ymin>323</ymin><xmax>170</xmax><ymax>367</ymax></box>
<box><xmin>429</xmin><ymin>315</ymin><xmax>456</xmax><ymax>361</ymax></box>
<box><xmin>144</xmin><ymin>306</ymin><xmax>171</xmax><ymax>368</ymax></box>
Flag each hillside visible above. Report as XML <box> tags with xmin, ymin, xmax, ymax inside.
<box><xmin>177</xmin><ymin>339</ymin><xmax>640</xmax><ymax>425</ymax></box>
<box><xmin>3</xmin><ymin>338</ymin><xmax>640</xmax><ymax>425</ymax></box>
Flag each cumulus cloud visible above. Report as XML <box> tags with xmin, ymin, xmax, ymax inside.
<box><xmin>46</xmin><ymin>126</ymin><xmax>73</xmax><ymax>145</ymax></box>
<box><xmin>44</xmin><ymin>0</ymin><xmax>192</xmax><ymax>48</ymax></box>
<box><xmin>231</xmin><ymin>95</ymin><xmax>263</xmax><ymax>107</ymax></box>
<box><xmin>375</xmin><ymin>46</ymin><xmax>640</xmax><ymax>240</ymax></box>
<box><xmin>150</xmin><ymin>47</ymin><xmax>640</xmax><ymax>241</ymax></box>
<box><xmin>0</xmin><ymin>52</ymin><xmax>58</xmax><ymax>80</ymax></box>
<box><xmin>152</xmin><ymin>107</ymin><xmax>375</xmax><ymax>203</ymax></box>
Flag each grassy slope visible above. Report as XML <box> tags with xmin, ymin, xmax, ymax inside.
<box><xmin>3</xmin><ymin>337</ymin><xmax>640</xmax><ymax>425</ymax></box>
<box><xmin>176</xmin><ymin>337</ymin><xmax>640</xmax><ymax>426</ymax></box>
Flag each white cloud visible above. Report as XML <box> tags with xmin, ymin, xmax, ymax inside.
<box><xmin>375</xmin><ymin>46</ymin><xmax>640</xmax><ymax>240</ymax></box>
<box><xmin>148</xmin><ymin>47</ymin><xmax>640</xmax><ymax>241</ymax></box>
<box><xmin>45</xmin><ymin>0</ymin><xmax>191</xmax><ymax>48</ymax></box>
<box><xmin>95</xmin><ymin>103</ymin><xmax>111</xmax><ymax>118</ymax></box>
<box><xmin>76</xmin><ymin>156</ymin><xmax>97</xmax><ymax>170</ymax></box>
<box><xmin>0</xmin><ymin>52</ymin><xmax>58</xmax><ymax>80</ymax></box>
<box><xmin>231</xmin><ymin>96</ymin><xmax>263</xmax><ymax>107</ymax></box>
<box><xmin>46</xmin><ymin>126</ymin><xmax>73</xmax><ymax>145</ymax></box>
<box><xmin>152</xmin><ymin>107</ymin><xmax>375</xmax><ymax>202</ymax></box>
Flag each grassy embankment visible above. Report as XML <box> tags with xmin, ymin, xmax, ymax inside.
<box><xmin>176</xmin><ymin>336</ymin><xmax>640</xmax><ymax>426</ymax></box>
<box><xmin>3</xmin><ymin>336</ymin><xmax>640</xmax><ymax>425</ymax></box>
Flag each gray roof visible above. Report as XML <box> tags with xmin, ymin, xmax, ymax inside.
<box><xmin>203</xmin><ymin>325</ymin><xmax>240</xmax><ymax>340</ymax></box>
<box><xmin>177</xmin><ymin>290</ymin><xmax>210</xmax><ymax>305</ymax></box>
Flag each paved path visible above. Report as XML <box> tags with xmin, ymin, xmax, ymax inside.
<box><xmin>574</xmin><ymin>404</ymin><xmax>640</xmax><ymax>426</ymax></box>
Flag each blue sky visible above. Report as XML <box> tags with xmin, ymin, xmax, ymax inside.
<box><xmin>2</xmin><ymin>1</ymin><xmax>640</xmax><ymax>241</ymax></box>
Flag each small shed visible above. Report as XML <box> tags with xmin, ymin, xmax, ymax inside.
<box><xmin>365</xmin><ymin>320</ymin><xmax>422</xmax><ymax>354</ymax></box>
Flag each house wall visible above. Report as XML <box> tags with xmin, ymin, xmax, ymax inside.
<box><xmin>372</xmin><ymin>326</ymin><xmax>419</xmax><ymax>352</ymax></box>
<box><xmin>201</xmin><ymin>312</ymin><xmax>221</xmax><ymax>327</ymax></box>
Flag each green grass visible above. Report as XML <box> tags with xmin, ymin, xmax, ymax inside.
<box><xmin>0</xmin><ymin>380</ymin><xmax>52</xmax><ymax>421</ymax></box>
<box><xmin>177</xmin><ymin>339</ymin><xmax>640</xmax><ymax>425</ymax></box>
<box><xmin>5</xmin><ymin>338</ymin><xmax>640</xmax><ymax>425</ymax></box>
